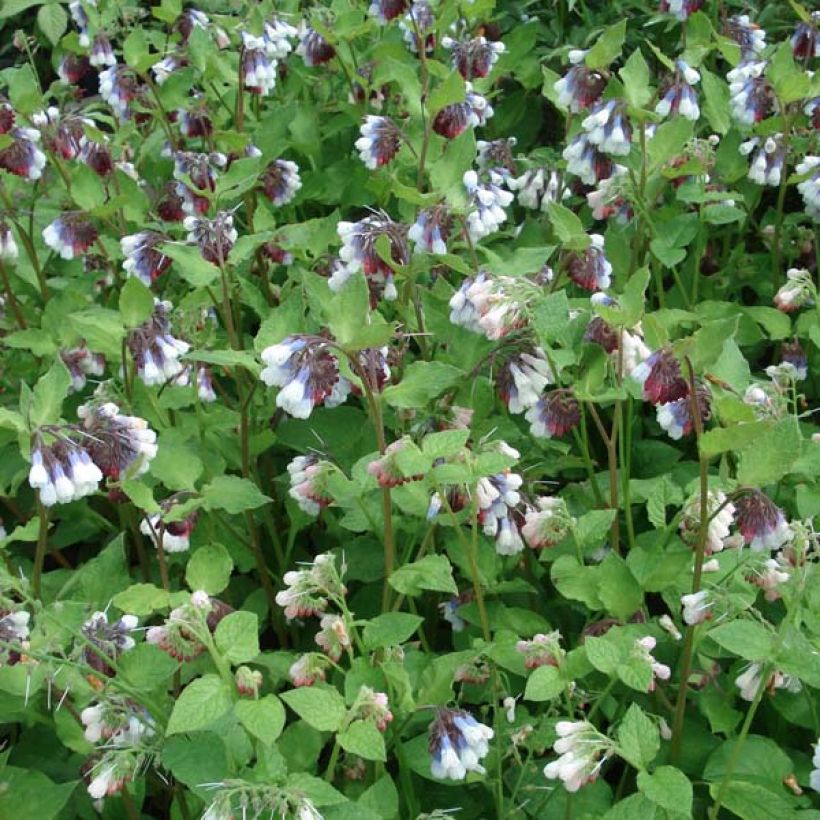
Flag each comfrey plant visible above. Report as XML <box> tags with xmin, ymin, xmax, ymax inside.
<box><xmin>0</xmin><ymin>1</ymin><xmax>817</xmax><ymax>819</ymax></box>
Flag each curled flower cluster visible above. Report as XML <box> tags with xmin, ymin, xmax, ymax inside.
<box><xmin>126</xmin><ymin>299</ymin><xmax>190</xmax><ymax>387</ymax></box>
<box><xmin>260</xmin><ymin>336</ymin><xmax>350</xmax><ymax>419</ymax></box>
<box><xmin>428</xmin><ymin>708</ymin><xmax>494</xmax><ymax>780</ymax></box>
<box><xmin>516</xmin><ymin>630</ymin><xmax>564</xmax><ymax>668</ymax></box>
<box><xmin>81</xmin><ymin>610</ymin><xmax>138</xmax><ymax>677</ymax></box>
<box><xmin>288</xmin><ymin>455</ymin><xmax>334</xmax><ymax>516</ymax></box>
<box><xmin>544</xmin><ymin>720</ymin><xmax>613</xmax><ymax>793</ymax></box>
<box><xmin>679</xmin><ymin>490</ymin><xmax>736</xmax><ymax>555</ymax></box>
<box><xmin>275</xmin><ymin>553</ymin><xmax>346</xmax><ymax>621</ymax></box>
<box><xmin>146</xmin><ymin>591</ymin><xmax>233</xmax><ymax>660</ymax></box>
<box><xmin>522</xmin><ymin>496</ymin><xmax>573</xmax><ymax>549</ymax></box>
<box><xmin>449</xmin><ymin>272</ymin><xmax>524</xmax><ymax>340</ymax></box>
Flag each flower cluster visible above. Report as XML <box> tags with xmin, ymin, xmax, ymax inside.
<box><xmin>516</xmin><ymin>630</ymin><xmax>565</xmax><ymax>668</ymax></box>
<box><xmin>543</xmin><ymin>721</ymin><xmax>613</xmax><ymax>793</ymax></box>
<box><xmin>428</xmin><ymin>708</ymin><xmax>494</xmax><ymax>780</ymax></box>
<box><xmin>146</xmin><ymin>591</ymin><xmax>233</xmax><ymax>661</ymax></box>
<box><xmin>275</xmin><ymin>553</ymin><xmax>346</xmax><ymax>621</ymax></box>
<box><xmin>287</xmin><ymin>455</ymin><xmax>334</xmax><ymax>516</ymax></box>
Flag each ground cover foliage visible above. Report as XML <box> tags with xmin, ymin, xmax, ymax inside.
<box><xmin>0</xmin><ymin>0</ymin><xmax>818</xmax><ymax>817</ymax></box>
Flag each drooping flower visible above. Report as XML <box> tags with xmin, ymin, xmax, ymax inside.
<box><xmin>796</xmin><ymin>157</ymin><xmax>820</xmax><ymax>220</ymax></box>
<box><xmin>562</xmin><ymin>133</ymin><xmax>613</xmax><ymax>185</ymax></box>
<box><xmin>240</xmin><ymin>32</ymin><xmax>278</xmax><ymax>95</ymax></box>
<box><xmin>42</xmin><ymin>212</ymin><xmax>98</xmax><ymax>260</ymax></box>
<box><xmin>581</xmin><ymin>100</ymin><xmax>632</xmax><ymax>156</ymax></box>
<box><xmin>400</xmin><ymin>1</ymin><xmax>435</xmax><ymax>53</ymax></box>
<box><xmin>262</xmin><ymin>16</ymin><xmax>298</xmax><ymax>57</ymax></box>
<box><xmin>289</xmin><ymin>652</ymin><xmax>330</xmax><ymax>686</ymax></box>
<box><xmin>433</xmin><ymin>88</ymin><xmax>492</xmax><ymax>139</ymax></box>
<box><xmin>140</xmin><ymin>501</ymin><xmax>197</xmax><ymax>553</ymax></box>
<box><xmin>477</xmin><ymin>468</ymin><xmax>525</xmax><ymax>556</ymax></box>
<box><xmin>748</xmin><ymin>558</ymin><xmax>791</xmax><ymax>602</ymax></box>
<box><xmin>260</xmin><ymin>336</ymin><xmax>349</xmax><ymax>419</ymax></box>
<box><xmin>565</xmin><ymin>234</ymin><xmax>612</xmax><ymax>291</ymax></box>
<box><xmin>287</xmin><ymin>455</ymin><xmax>333</xmax><ymax>516</ymax></box>
<box><xmin>441</xmin><ymin>35</ymin><xmax>505</xmax><ymax>80</ymax></box>
<box><xmin>0</xmin><ymin>221</ymin><xmax>18</xmax><ymax>260</ymax></box>
<box><xmin>355</xmin><ymin>116</ymin><xmax>402</xmax><ymax>169</ymax></box>
<box><xmin>741</xmin><ymin>135</ymin><xmax>787</xmax><ymax>187</ymax></box>
<box><xmin>554</xmin><ymin>50</ymin><xmax>607</xmax><ymax>112</ymax></box>
<box><xmin>522</xmin><ymin>497</ymin><xmax>573</xmax><ymax>549</ymax></box>
<box><xmin>28</xmin><ymin>439</ymin><xmax>103</xmax><ymax>507</ymax></box>
<box><xmin>98</xmin><ymin>65</ymin><xmax>141</xmax><ymax>121</ymax></box>
<box><xmin>656</xmin><ymin>60</ymin><xmax>700</xmax><ymax>120</ymax></box>
<box><xmin>81</xmin><ymin>611</ymin><xmax>138</xmax><ymax>677</ymax></box>
<box><xmin>679</xmin><ymin>490</ymin><xmax>736</xmax><ymax>555</ymax></box>
<box><xmin>659</xmin><ymin>0</ymin><xmax>705</xmax><ymax>21</ymax></box>
<box><xmin>178</xmin><ymin>105</ymin><xmax>213</xmax><ymax>139</ymax></box>
<box><xmin>727</xmin><ymin>61</ymin><xmax>774</xmax><ymax>125</ymax></box>
<box><xmin>408</xmin><ymin>204</ymin><xmax>452</xmax><ymax>254</ymax></box>
<box><xmin>296</xmin><ymin>25</ymin><xmax>335</xmax><ymax>66</ymax></box>
<box><xmin>543</xmin><ymin>720</ymin><xmax>613</xmax><ymax>792</ymax></box>
<box><xmin>314</xmin><ymin>614</ymin><xmax>350</xmax><ymax>661</ymax></box>
<box><xmin>184</xmin><ymin>212</ymin><xmax>238</xmax><ymax>264</ymax></box>
<box><xmin>151</xmin><ymin>53</ymin><xmax>187</xmax><ymax>85</ymax></box>
<box><xmin>526</xmin><ymin>390</ymin><xmax>581</xmax><ymax>439</ymax></box>
<box><xmin>463</xmin><ymin>169</ymin><xmax>513</xmax><ymax>242</ymax></box>
<box><xmin>121</xmin><ymin>231</ymin><xmax>171</xmax><ymax>285</ymax></box>
<box><xmin>368</xmin><ymin>0</ymin><xmax>408</xmax><ymax>23</ymax></box>
<box><xmin>126</xmin><ymin>299</ymin><xmax>190</xmax><ymax>386</ymax></box>
<box><xmin>508</xmin><ymin>168</ymin><xmax>566</xmax><ymax>211</ymax></box>
<box><xmin>89</xmin><ymin>33</ymin><xmax>116</xmax><ymax>68</ymax></box>
<box><xmin>681</xmin><ymin>590</ymin><xmax>711</xmax><ymax>625</ymax></box>
<box><xmin>496</xmin><ymin>348</ymin><xmax>554</xmax><ymax>413</ymax></box>
<box><xmin>791</xmin><ymin>11</ymin><xmax>820</xmax><ymax>58</ymax></box>
<box><xmin>735</xmin><ymin>491</ymin><xmax>793</xmax><ymax>552</ymax></box>
<box><xmin>516</xmin><ymin>630</ymin><xmax>564</xmax><ymax>668</ymax></box>
<box><xmin>735</xmin><ymin>663</ymin><xmax>801</xmax><ymax>702</ymax></box>
<box><xmin>58</xmin><ymin>53</ymin><xmax>91</xmax><ymax>85</ymax></box>
<box><xmin>656</xmin><ymin>382</ymin><xmax>711</xmax><ymax>440</ymax></box>
<box><xmin>429</xmin><ymin>708</ymin><xmax>494</xmax><ymax>780</ymax></box>
<box><xmin>633</xmin><ymin>637</ymin><xmax>671</xmax><ymax>691</ymax></box>
<box><xmin>333</xmin><ymin>213</ymin><xmax>409</xmax><ymax>297</ymax></box>
<box><xmin>774</xmin><ymin>267</ymin><xmax>816</xmax><ymax>312</ymax></box>
<box><xmin>147</xmin><ymin>592</ymin><xmax>233</xmax><ymax>661</ymax></box>
<box><xmin>586</xmin><ymin>166</ymin><xmax>631</xmax><ymax>222</ymax></box>
<box><xmin>780</xmin><ymin>341</ymin><xmax>808</xmax><ymax>381</ymax></box>
<box><xmin>61</xmin><ymin>346</ymin><xmax>105</xmax><ymax>393</ymax></box>
<box><xmin>78</xmin><ymin>401</ymin><xmax>158</xmax><ymax>479</ymax></box>
<box><xmin>259</xmin><ymin>159</ymin><xmax>302</xmax><ymax>206</ymax></box>
<box><xmin>0</xmin><ymin>127</ymin><xmax>47</xmax><ymax>180</ymax></box>
<box><xmin>725</xmin><ymin>14</ymin><xmax>767</xmax><ymax>58</ymax></box>
<box><xmin>174</xmin><ymin>150</ymin><xmax>226</xmax><ymax>214</ymax></box>
<box><xmin>631</xmin><ymin>349</ymin><xmax>688</xmax><ymax>405</ymax></box>
<box><xmin>275</xmin><ymin>553</ymin><xmax>345</xmax><ymax>621</ymax></box>
<box><xmin>659</xmin><ymin>614</ymin><xmax>682</xmax><ymax>641</ymax></box>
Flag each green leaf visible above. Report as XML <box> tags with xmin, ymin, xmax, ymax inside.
<box><xmin>186</xmin><ymin>544</ymin><xmax>234</xmax><ymax>595</ymax></box>
<box><xmin>531</xmin><ymin>290</ymin><xmax>571</xmax><ymax>345</ymax></box>
<box><xmin>585</xmin><ymin>20</ymin><xmax>627</xmax><ymax>70</ymax></box>
<box><xmin>112</xmin><ymin>583</ymin><xmax>171</xmax><ymax>617</ymax></box>
<box><xmin>428</xmin><ymin>71</ymin><xmax>466</xmax><ymax>115</ymax></box>
<box><xmin>160</xmin><ymin>243</ymin><xmax>220</xmax><ymax>288</ymax></box>
<box><xmin>3</xmin><ymin>329</ymin><xmax>57</xmax><ymax>357</ymax></box>
<box><xmin>700</xmin><ymin>421</ymin><xmax>771</xmax><ymax>457</ymax></box>
<box><xmin>388</xmin><ymin>554</ymin><xmax>458</xmax><ymax>597</ymax></box>
<box><xmin>118</xmin><ymin>643</ymin><xmax>178</xmax><ymax>691</ymax></box>
<box><xmin>709</xmin><ymin>781</ymin><xmax>798</xmax><ymax>820</ymax></box>
<box><xmin>617</xmin><ymin>704</ymin><xmax>660</xmax><ymax>770</ymax></box>
<box><xmin>215</xmin><ymin>611</ymin><xmax>260</xmax><ymax>664</ymax></box>
<box><xmin>120</xmin><ymin>479</ymin><xmax>160</xmax><ymax>514</ymax></box>
<box><xmin>123</xmin><ymin>28</ymin><xmax>149</xmax><ymax>69</ymax></box>
<box><xmin>523</xmin><ymin>665</ymin><xmax>564</xmax><ymax>701</ymax></box>
<box><xmin>338</xmin><ymin>719</ymin><xmax>387</xmax><ymax>762</ymax></box>
<box><xmin>421</xmin><ymin>429</ymin><xmax>469</xmax><ymax>459</ymax></box>
<box><xmin>29</xmin><ymin>360</ymin><xmax>71</xmax><ymax>427</ymax></box>
<box><xmin>382</xmin><ymin>362</ymin><xmax>464</xmax><ymax>408</ymax></box>
<box><xmin>119</xmin><ymin>277</ymin><xmax>157</xmax><ymax>328</ymax></box>
<box><xmin>362</xmin><ymin>613</ymin><xmax>423</xmax><ymax>649</ymax></box>
<box><xmin>648</xmin><ymin>118</ymin><xmax>693</xmax><ymax>171</ymax></box>
<box><xmin>167</xmin><ymin>674</ymin><xmax>233</xmax><ymax>735</ymax></box>
<box><xmin>37</xmin><ymin>4</ymin><xmax>68</xmax><ymax>45</ymax></box>
<box><xmin>700</xmin><ymin>68</ymin><xmax>730</xmax><ymax>134</ymax></box>
<box><xmin>358</xmin><ymin>776</ymin><xmax>399</xmax><ymax>820</ymax></box>
<box><xmin>281</xmin><ymin>686</ymin><xmax>347</xmax><ymax>732</ymax></box>
<box><xmin>708</xmin><ymin>620</ymin><xmax>774</xmax><ymax>662</ymax></box>
<box><xmin>551</xmin><ymin>556</ymin><xmax>602</xmax><ymax>610</ymax></box>
<box><xmin>619</xmin><ymin>49</ymin><xmax>652</xmax><ymax>109</ymax></box>
<box><xmin>546</xmin><ymin>202</ymin><xmax>590</xmax><ymax>251</ymax></box>
<box><xmin>737</xmin><ymin>418</ymin><xmax>802</xmax><ymax>487</ymax></box>
<box><xmin>637</xmin><ymin>767</ymin><xmax>693</xmax><ymax>816</ymax></box>
<box><xmin>161</xmin><ymin>733</ymin><xmax>229</xmax><ymax>789</ymax></box>
<box><xmin>201</xmin><ymin>475</ymin><xmax>272</xmax><ymax>515</ymax></box>
<box><xmin>326</xmin><ymin>272</ymin><xmax>372</xmax><ymax>348</ymax></box>
<box><xmin>597</xmin><ymin>553</ymin><xmax>643</xmax><ymax>620</ymax></box>
<box><xmin>235</xmin><ymin>695</ymin><xmax>286</xmax><ymax>744</ymax></box>
<box><xmin>0</xmin><ymin>768</ymin><xmax>76</xmax><ymax>820</ymax></box>
<box><xmin>150</xmin><ymin>432</ymin><xmax>204</xmax><ymax>491</ymax></box>
<box><xmin>573</xmin><ymin>510</ymin><xmax>616</xmax><ymax>554</ymax></box>
<box><xmin>584</xmin><ymin>635</ymin><xmax>622</xmax><ymax>675</ymax></box>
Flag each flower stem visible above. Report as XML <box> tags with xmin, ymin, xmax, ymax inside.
<box><xmin>324</xmin><ymin>739</ymin><xmax>341</xmax><ymax>782</ymax></box>
<box><xmin>468</xmin><ymin>490</ymin><xmax>491</xmax><ymax>641</ymax></box>
<box><xmin>670</xmin><ymin>358</ymin><xmax>709</xmax><ymax>764</ymax></box>
<box><xmin>0</xmin><ymin>259</ymin><xmax>27</xmax><ymax>329</ymax></box>
<box><xmin>32</xmin><ymin>500</ymin><xmax>49</xmax><ymax>598</ymax></box>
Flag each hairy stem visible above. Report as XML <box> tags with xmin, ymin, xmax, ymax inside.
<box><xmin>32</xmin><ymin>500</ymin><xmax>49</xmax><ymax>598</ymax></box>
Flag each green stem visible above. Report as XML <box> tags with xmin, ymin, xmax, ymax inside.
<box><xmin>0</xmin><ymin>259</ymin><xmax>26</xmax><ymax>329</ymax></box>
<box><xmin>32</xmin><ymin>500</ymin><xmax>49</xmax><ymax>598</ymax></box>
<box><xmin>670</xmin><ymin>359</ymin><xmax>710</xmax><ymax>764</ymax></box>
<box><xmin>324</xmin><ymin>739</ymin><xmax>341</xmax><ymax>782</ymax></box>
<box><xmin>771</xmin><ymin>112</ymin><xmax>793</xmax><ymax>292</ymax></box>
<box><xmin>468</xmin><ymin>490</ymin><xmax>491</xmax><ymax>641</ymax></box>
